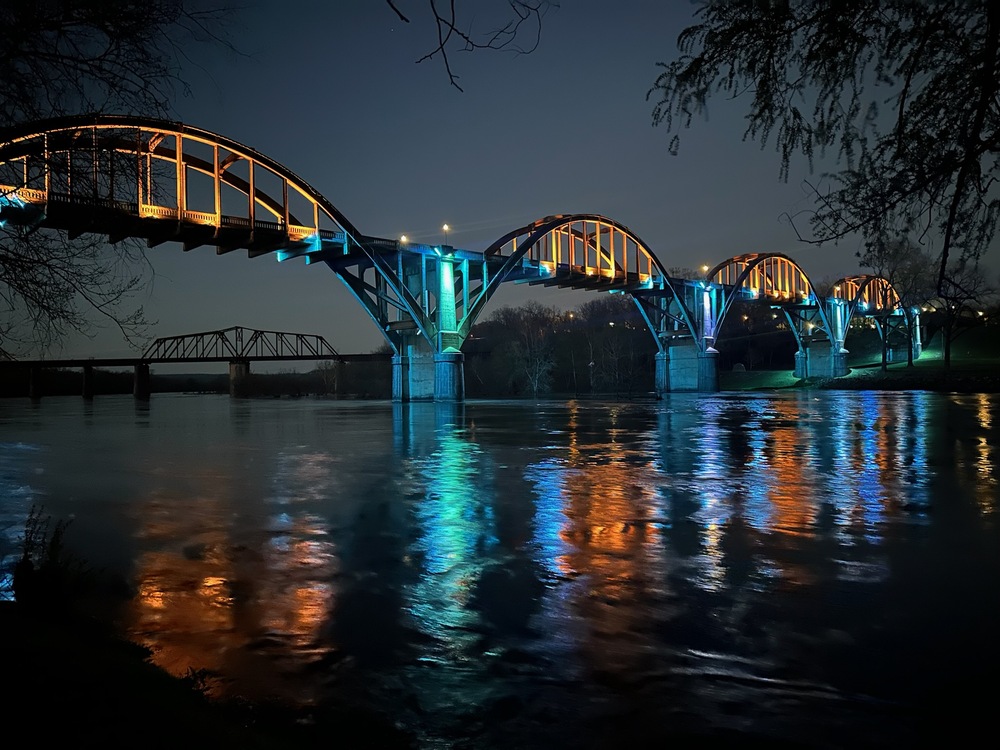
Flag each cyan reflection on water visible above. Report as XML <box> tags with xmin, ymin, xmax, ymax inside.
<box><xmin>1</xmin><ymin>392</ymin><xmax>999</xmax><ymax>746</ymax></box>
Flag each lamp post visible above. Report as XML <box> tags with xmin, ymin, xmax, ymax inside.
<box><xmin>442</xmin><ymin>223</ymin><xmax>450</xmax><ymax>246</ymax></box>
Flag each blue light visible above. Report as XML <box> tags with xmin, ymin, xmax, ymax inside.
<box><xmin>0</xmin><ymin>194</ymin><xmax>25</xmax><ymax>208</ymax></box>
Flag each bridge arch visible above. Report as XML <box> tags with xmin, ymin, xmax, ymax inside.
<box><xmin>0</xmin><ymin>115</ymin><xmax>437</xmax><ymax>355</ymax></box>
<box><xmin>829</xmin><ymin>274</ymin><xmax>902</xmax><ymax>326</ymax></box>
<box><xmin>0</xmin><ymin>114</ymin><xmax>365</xmax><ymax>250</ymax></box>
<box><xmin>706</xmin><ymin>252</ymin><xmax>832</xmax><ymax>341</ymax></box>
<box><xmin>466</xmin><ymin>213</ymin><xmax>695</xmax><ymax>348</ymax></box>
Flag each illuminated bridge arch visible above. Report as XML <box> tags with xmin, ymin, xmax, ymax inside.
<box><xmin>463</xmin><ymin>214</ymin><xmax>693</xmax><ymax>345</ymax></box>
<box><xmin>706</xmin><ymin>252</ymin><xmax>833</xmax><ymax>343</ymax></box>
<box><xmin>0</xmin><ymin>115</ymin><xmax>441</xmax><ymax>354</ymax></box>
<box><xmin>0</xmin><ymin>114</ymin><xmax>368</xmax><ymax>255</ymax></box>
<box><xmin>830</xmin><ymin>275</ymin><xmax>902</xmax><ymax>325</ymax></box>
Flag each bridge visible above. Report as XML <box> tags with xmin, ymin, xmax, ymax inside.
<box><xmin>0</xmin><ymin>115</ymin><xmax>920</xmax><ymax>401</ymax></box>
<box><xmin>1</xmin><ymin>326</ymin><xmax>386</xmax><ymax>399</ymax></box>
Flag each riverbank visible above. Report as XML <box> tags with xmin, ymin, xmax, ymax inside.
<box><xmin>0</xmin><ymin>599</ymin><xmax>416</xmax><ymax>748</ymax></box>
<box><xmin>720</xmin><ymin>354</ymin><xmax>1000</xmax><ymax>393</ymax></box>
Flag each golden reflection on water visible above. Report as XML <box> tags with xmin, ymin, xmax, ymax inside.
<box><xmin>127</xmin><ymin>454</ymin><xmax>337</xmax><ymax>701</ymax></box>
<box><xmin>969</xmin><ymin>394</ymin><xmax>996</xmax><ymax>515</ymax></box>
<box><xmin>527</xmin><ymin>414</ymin><xmax>666</xmax><ymax>676</ymax></box>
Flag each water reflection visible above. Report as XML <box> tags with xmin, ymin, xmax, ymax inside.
<box><xmin>0</xmin><ymin>392</ymin><xmax>997</xmax><ymax>746</ymax></box>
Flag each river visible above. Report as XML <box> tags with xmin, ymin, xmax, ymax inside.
<box><xmin>1</xmin><ymin>392</ymin><xmax>998</xmax><ymax>747</ymax></box>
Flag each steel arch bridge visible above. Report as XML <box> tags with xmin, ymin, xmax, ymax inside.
<box><xmin>705</xmin><ymin>255</ymin><xmax>913</xmax><ymax>381</ymax></box>
<box><xmin>0</xmin><ymin>115</ymin><xmax>918</xmax><ymax>399</ymax></box>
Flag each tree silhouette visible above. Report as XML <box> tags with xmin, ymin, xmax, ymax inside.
<box><xmin>648</xmin><ymin>1</ymin><xmax>1000</xmax><ymax>294</ymax></box>
<box><xmin>0</xmin><ymin>0</ymin><xmax>234</xmax><ymax>358</ymax></box>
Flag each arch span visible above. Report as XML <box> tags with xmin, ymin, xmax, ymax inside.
<box><xmin>706</xmin><ymin>252</ymin><xmax>831</xmax><ymax>342</ymax></box>
<box><xmin>466</xmin><ymin>214</ymin><xmax>692</xmax><ymax>343</ymax></box>
<box><xmin>0</xmin><ymin>114</ymin><xmax>364</xmax><ymax>253</ymax></box>
<box><xmin>0</xmin><ymin>115</ymin><xmax>432</xmax><ymax>358</ymax></box>
<box><xmin>830</xmin><ymin>275</ymin><xmax>902</xmax><ymax>323</ymax></box>
<box><xmin>705</xmin><ymin>253</ymin><xmax>854</xmax><ymax>381</ymax></box>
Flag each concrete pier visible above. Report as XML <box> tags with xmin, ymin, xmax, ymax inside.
<box><xmin>667</xmin><ymin>342</ymin><xmax>720</xmax><ymax>392</ymax></box>
<box><xmin>229</xmin><ymin>360</ymin><xmax>250</xmax><ymax>397</ymax></box>
<box><xmin>655</xmin><ymin>351</ymin><xmax>669</xmax><ymax>396</ymax></box>
<box><xmin>82</xmin><ymin>364</ymin><xmax>94</xmax><ymax>400</ymax></box>
<box><xmin>133</xmin><ymin>363</ymin><xmax>151</xmax><ymax>400</ymax></box>
<box><xmin>434</xmin><ymin>351</ymin><xmax>465</xmax><ymax>401</ymax></box>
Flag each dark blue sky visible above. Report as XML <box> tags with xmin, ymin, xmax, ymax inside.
<box><xmin>67</xmin><ymin>1</ymin><xmax>930</xmax><ymax>360</ymax></box>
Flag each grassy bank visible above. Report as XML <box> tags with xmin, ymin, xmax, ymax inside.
<box><xmin>720</xmin><ymin>328</ymin><xmax>1000</xmax><ymax>393</ymax></box>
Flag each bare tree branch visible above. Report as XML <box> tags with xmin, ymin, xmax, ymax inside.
<box><xmin>0</xmin><ymin>0</ymin><xmax>235</xmax><ymax>358</ymax></box>
<box><xmin>389</xmin><ymin>0</ymin><xmax>555</xmax><ymax>92</ymax></box>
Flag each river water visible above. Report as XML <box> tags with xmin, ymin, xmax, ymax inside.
<box><xmin>1</xmin><ymin>392</ymin><xmax>998</xmax><ymax>747</ymax></box>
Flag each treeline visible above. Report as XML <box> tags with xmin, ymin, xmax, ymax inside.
<box><xmin>0</xmin><ymin>362</ymin><xmax>392</xmax><ymax>399</ymax></box>
<box><xmin>0</xmin><ymin>370</ymin><xmax>230</xmax><ymax>398</ymax></box>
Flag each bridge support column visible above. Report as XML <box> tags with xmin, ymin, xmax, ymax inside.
<box><xmin>434</xmin><ymin>251</ymin><xmax>466</xmax><ymax>402</ymax></box>
<box><xmin>28</xmin><ymin>366</ymin><xmax>42</xmax><ymax>401</ymax></box>
<box><xmin>794</xmin><ymin>349</ymin><xmax>809</xmax><ymax>379</ymax></box>
<box><xmin>133</xmin><ymin>363</ymin><xmax>151</xmax><ymax>400</ymax></box>
<box><xmin>667</xmin><ymin>342</ymin><xmax>702</xmax><ymax>391</ymax></box>
<box><xmin>393</xmin><ymin>337</ymin><xmax>436</xmax><ymax>401</ymax></box>
<box><xmin>434</xmin><ymin>351</ymin><xmax>465</xmax><ymax>401</ymax></box>
<box><xmin>832</xmin><ymin>341</ymin><xmax>849</xmax><ymax>377</ymax></box>
<box><xmin>82</xmin><ymin>364</ymin><xmax>95</xmax><ymax>400</ymax></box>
<box><xmin>805</xmin><ymin>343</ymin><xmax>849</xmax><ymax>378</ymax></box>
<box><xmin>697</xmin><ymin>346</ymin><xmax>720</xmax><ymax>392</ymax></box>
<box><xmin>229</xmin><ymin>360</ymin><xmax>250</xmax><ymax>398</ymax></box>
<box><xmin>392</xmin><ymin>356</ymin><xmax>410</xmax><ymax>401</ymax></box>
<box><xmin>654</xmin><ymin>351</ymin><xmax>669</xmax><ymax>396</ymax></box>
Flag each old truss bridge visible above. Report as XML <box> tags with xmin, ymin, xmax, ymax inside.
<box><xmin>0</xmin><ymin>115</ymin><xmax>919</xmax><ymax>400</ymax></box>
<box><xmin>4</xmin><ymin>326</ymin><xmax>384</xmax><ymax>399</ymax></box>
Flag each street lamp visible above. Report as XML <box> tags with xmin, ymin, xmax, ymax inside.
<box><xmin>442</xmin><ymin>223</ymin><xmax>450</xmax><ymax>245</ymax></box>
<box><xmin>399</xmin><ymin>234</ymin><xmax>408</xmax><ymax>244</ymax></box>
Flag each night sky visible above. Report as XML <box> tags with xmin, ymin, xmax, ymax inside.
<box><xmin>57</xmin><ymin>1</ymin><xmax>988</xmax><ymax>364</ymax></box>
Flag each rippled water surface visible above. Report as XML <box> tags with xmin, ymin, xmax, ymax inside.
<box><xmin>2</xmin><ymin>392</ymin><xmax>998</xmax><ymax>747</ymax></box>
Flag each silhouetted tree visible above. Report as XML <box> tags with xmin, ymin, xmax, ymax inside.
<box><xmin>490</xmin><ymin>301</ymin><xmax>560</xmax><ymax>397</ymax></box>
<box><xmin>0</xmin><ymin>1</ymin><xmax>234</xmax><ymax>358</ymax></box>
<box><xmin>577</xmin><ymin>295</ymin><xmax>652</xmax><ymax>396</ymax></box>
<box><xmin>649</xmin><ymin>1</ymin><xmax>1000</xmax><ymax>294</ymax></box>
<box><xmin>860</xmin><ymin>237</ymin><xmax>937</xmax><ymax>368</ymax></box>
<box><xmin>931</xmin><ymin>263</ymin><xmax>997</xmax><ymax>369</ymax></box>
